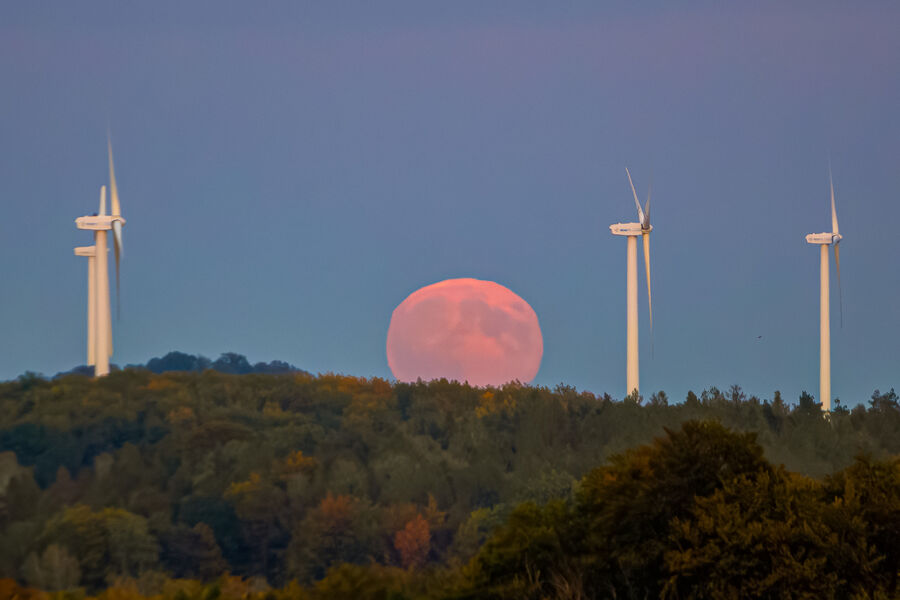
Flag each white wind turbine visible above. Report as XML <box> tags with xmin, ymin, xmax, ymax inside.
<box><xmin>74</xmin><ymin>137</ymin><xmax>125</xmax><ymax>377</ymax></box>
<box><xmin>609</xmin><ymin>168</ymin><xmax>653</xmax><ymax>397</ymax></box>
<box><xmin>804</xmin><ymin>167</ymin><xmax>842</xmax><ymax>412</ymax></box>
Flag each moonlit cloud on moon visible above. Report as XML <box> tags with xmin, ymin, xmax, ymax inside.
<box><xmin>386</xmin><ymin>278</ymin><xmax>543</xmax><ymax>387</ymax></box>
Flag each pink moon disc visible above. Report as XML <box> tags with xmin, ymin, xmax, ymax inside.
<box><xmin>386</xmin><ymin>278</ymin><xmax>543</xmax><ymax>387</ymax></box>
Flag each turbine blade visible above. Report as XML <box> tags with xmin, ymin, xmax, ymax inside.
<box><xmin>642</xmin><ymin>231</ymin><xmax>653</xmax><ymax>355</ymax></box>
<box><xmin>626</xmin><ymin>167</ymin><xmax>644</xmax><ymax>224</ymax></box>
<box><xmin>99</xmin><ymin>185</ymin><xmax>107</xmax><ymax>216</ymax></box>
<box><xmin>830</xmin><ymin>165</ymin><xmax>839</xmax><ymax>235</ymax></box>
<box><xmin>112</xmin><ymin>220</ymin><xmax>123</xmax><ymax>319</ymax></box>
<box><xmin>112</xmin><ymin>220</ymin><xmax>123</xmax><ymax>257</ymax></box>
<box><xmin>108</xmin><ymin>135</ymin><xmax>121</xmax><ymax>217</ymax></box>
<box><xmin>644</xmin><ymin>180</ymin><xmax>651</xmax><ymax>227</ymax></box>
<box><xmin>834</xmin><ymin>242</ymin><xmax>842</xmax><ymax>328</ymax></box>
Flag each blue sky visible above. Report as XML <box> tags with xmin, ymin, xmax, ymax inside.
<box><xmin>1</xmin><ymin>2</ymin><xmax>898</xmax><ymax>405</ymax></box>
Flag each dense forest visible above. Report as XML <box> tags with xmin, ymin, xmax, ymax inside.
<box><xmin>2</xmin><ymin>358</ymin><xmax>900</xmax><ymax>598</ymax></box>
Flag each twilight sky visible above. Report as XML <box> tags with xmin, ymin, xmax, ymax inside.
<box><xmin>1</xmin><ymin>2</ymin><xmax>899</xmax><ymax>405</ymax></box>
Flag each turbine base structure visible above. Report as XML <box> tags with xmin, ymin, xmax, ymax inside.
<box><xmin>93</xmin><ymin>229</ymin><xmax>111</xmax><ymax>377</ymax></box>
<box><xmin>819</xmin><ymin>243</ymin><xmax>831</xmax><ymax>412</ymax></box>
<box><xmin>74</xmin><ymin>246</ymin><xmax>97</xmax><ymax>366</ymax></box>
<box><xmin>626</xmin><ymin>234</ymin><xmax>639</xmax><ymax>395</ymax></box>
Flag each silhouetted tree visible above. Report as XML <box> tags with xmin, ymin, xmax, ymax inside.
<box><xmin>212</xmin><ymin>353</ymin><xmax>253</xmax><ymax>375</ymax></box>
<box><xmin>145</xmin><ymin>351</ymin><xmax>212</xmax><ymax>373</ymax></box>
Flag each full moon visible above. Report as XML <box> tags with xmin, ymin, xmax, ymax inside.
<box><xmin>386</xmin><ymin>278</ymin><xmax>543</xmax><ymax>387</ymax></box>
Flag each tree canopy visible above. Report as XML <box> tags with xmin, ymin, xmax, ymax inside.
<box><xmin>1</xmin><ymin>369</ymin><xmax>900</xmax><ymax>597</ymax></box>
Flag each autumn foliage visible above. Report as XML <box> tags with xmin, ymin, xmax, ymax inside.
<box><xmin>394</xmin><ymin>514</ymin><xmax>430</xmax><ymax>569</ymax></box>
<box><xmin>3</xmin><ymin>369</ymin><xmax>900</xmax><ymax>597</ymax></box>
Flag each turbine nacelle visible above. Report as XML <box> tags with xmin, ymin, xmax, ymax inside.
<box><xmin>805</xmin><ymin>232</ymin><xmax>841</xmax><ymax>245</ymax></box>
<box><xmin>75</xmin><ymin>215</ymin><xmax>126</xmax><ymax>231</ymax></box>
<box><xmin>74</xmin><ymin>246</ymin><xmax>96</xmax><ymax>257</ymax></box>
<box><xmin>610</xmin><ymin>222</ymin><xmax>652</xmax><ymax>236</ymax></box>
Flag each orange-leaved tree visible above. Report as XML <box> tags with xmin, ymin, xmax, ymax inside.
<box><xmin>394</xmin><ymin>514</ymin><xmax>430</xmax><ymax>569</ymax></box>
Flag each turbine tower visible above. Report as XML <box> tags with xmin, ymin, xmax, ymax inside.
<box><xmin>609</xmin><ymin>168</ymin><xmax>653</xmax><ymax>397</ymax></box>
<box><xmin>74</xmin><ymin>138</ymin><xmax>125</xmax><ymax>377</ymax></box>
<box><xmin>804</xmin><ymin>167</ymin><xmax>842</xmax><ymax>412</ymax></box>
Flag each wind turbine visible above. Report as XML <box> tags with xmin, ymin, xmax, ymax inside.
<box><xmin>804</xmin><ymin>167</ymin><xmax>842</xmax><ymax>412</ymax></box>
<box><xmin>74</xmin><ymin>137</ymin><xmax>125</xmax><ymax>377</ymax></box>
<box><xmin>609</xmin><ymin>168</ymin><xmax>653</xmax><ymax>397</ymax></box>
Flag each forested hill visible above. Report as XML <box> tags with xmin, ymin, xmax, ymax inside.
<box><xmin>1</xmin><ymin>370</ymin><xmax>899</xmax><ymax>597</ymax></box>
<box><xmin>50</xmin><ymin>351</ymin><xmax>308</xmax><ymax>378</ymax></box>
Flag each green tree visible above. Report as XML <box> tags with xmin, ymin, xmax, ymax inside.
<box><xmin>21</xmin><ymin>544</ymin><xmax>81</xmax><ymax>591</ymax></box>
<box><xmin>824</xmin><ymin>455</ymin><xmax>900</xmax><ymax>595</ymax></box>
<box><xmin>797</xmin><ymin>390</ymin><xmax>822</xmax><ymax>417</ymax></box>
<box><xmin>663</xmin><ymin>471</ymin><xmax>869</xmax><ymax>598</ymax></box>
<box><xmin>576</xmin><ymin>420</ymin><xmax>772</xmax><ymax>596</ymax></box>
<box><xmin>287</xmin><ymin>493</ymin><xmax>380</xmax><ymax>583</ymax></box>
<box><xmin>159</xmin><ymin>523</ymin><xmax>227</xmax><ymax>581</ymax></box>
<box><xmin>225</xmin><ymin>472</ymin><xmax>290</xmax><ymax>580</ymax></box>
<box><xmin>470</xmin><ymin>500</ymin><xmax>580</xmax><ymax>600</ymax></box>
<box><xmin>41</xmin><ymin>505</ymin><xmax>158</xmax><ymax>588</ymax></box>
